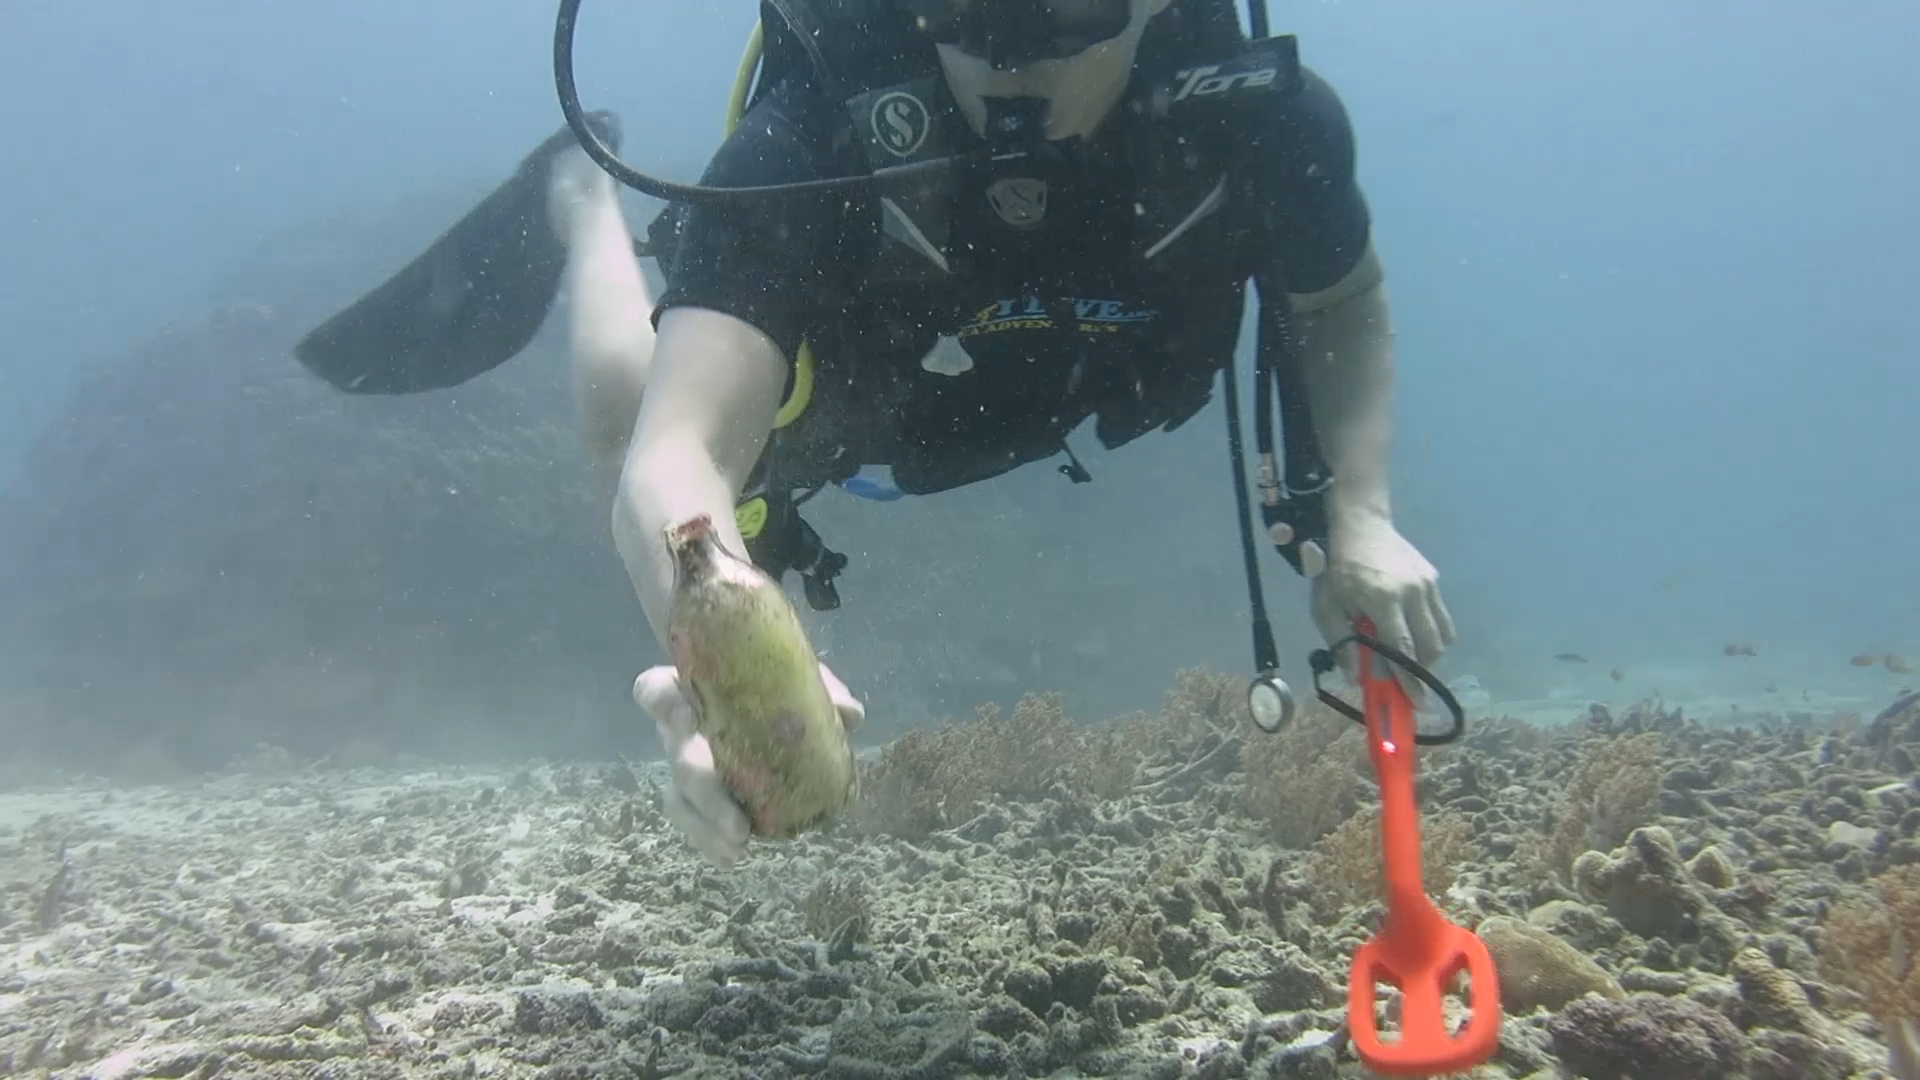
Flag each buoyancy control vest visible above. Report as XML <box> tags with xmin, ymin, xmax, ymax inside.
<box><xmin>648</xmin><ymin>0</ymin><xmax>1306</xmax><ymax>299</ymax></box>
<box><xmin>640</xmin><ymin>0</ymin><xmax>1328</xmax><ymax>613</ymax></box>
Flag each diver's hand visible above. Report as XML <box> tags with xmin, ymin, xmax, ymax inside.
<box><xmin>633</xmin><ymin>662</ymin><xmax>865</xmax><ymax>867</ymax></box>
<box><xmin>819</xmin><ymin>663</ymin><xmax>867</xmax><ymax>733</ymax></box>
<box><xmin>1309</xmin><ymin>514</ymin><xmax>1455</xmax><ymax>704</ymax></box>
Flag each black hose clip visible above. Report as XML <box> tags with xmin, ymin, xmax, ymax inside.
<box><xmin>1309</xmin><ymin>631</ymin><xmax>1467</xmax><ymax>746</ymax></box>
<box><xmin>792</xmin><ymin>517</ymin><xmax>847</xmax><ymax>612</ymax></box>
<box><xmin>1260</xmin><ymin>483</ymin><xmax>1329</xmax><ymax>578</ymax></box>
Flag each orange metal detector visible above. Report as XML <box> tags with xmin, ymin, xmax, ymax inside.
<box><xmin>1333</xmin><ymin>618</ymin><xmax>1502</xmax><ymax>1075</ymax></box>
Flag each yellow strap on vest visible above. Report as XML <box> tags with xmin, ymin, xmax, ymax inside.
<box><xmin>725</xmin><ymin>20</ymin><xmax>764</xmax><ymax>132</ymax></box>
<box><xmin>733</xmin><ymin>495</ymin><xmax>770</xmax><ymax>539</ymax></box>
<box><xmin>725</xmin><ymin>19</ymin><xmax>814</xmax><ymax>431</ymax></box>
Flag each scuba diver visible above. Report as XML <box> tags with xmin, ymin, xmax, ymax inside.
<box><xmin>296</xmin><ymin>0</ymin><xmax>1456</xmax><ymax>867</ymax></box>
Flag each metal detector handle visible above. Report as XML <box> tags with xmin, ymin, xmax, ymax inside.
<box><xmin>1355</xmin><ymin>617</ymin><xmax>1430</xmax><ymax>930</ymax></box>
<box><xmin>1260</xmin><ymin>491</ymin><xmax>1329</xmax><ymax>578</ymax></box>
<box><xmin>1344</xmin><ymin>615</ymin><xmax>1503</xmax><ymax>1075</ymax></box>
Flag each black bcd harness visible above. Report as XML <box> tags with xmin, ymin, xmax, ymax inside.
<box><xmin>574</xmin><ymin>0</ymin><xmax>1341</xmax><ymax>709</ymax></box>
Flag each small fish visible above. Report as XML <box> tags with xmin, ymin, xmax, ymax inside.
<box><xmin>1555</xmin><ymin>653</ymin><xmax>1589</xmax><ymax>664</ymax></box>
<box><xmin>1852</xmin><ymin>654</ymin><xmax>1882</xmax><ymax>668</ymax></box>
<box><xmin>1877</xmin><ymin>690</ymin><xmax>1920</xmax><ymax>729</ymax></box>
<box><xmin>1724</xmin><ymin>643</ymin><xmax>1757</xmax><ymax>657</ymax></box>
<box><xmin>1890</xmin><ymin>654</ymin><xmax>1915</xmax><ymax>675</ymax></box>
<box><xmin>1765</xmin><ymin>684</ymin><xmax>1779</xmax><ymax>693</ymax></box>
<box><xmin>1610</xmin><ymin>666</ymin><xmax>1625</xmax><ymax>682</ymax></box>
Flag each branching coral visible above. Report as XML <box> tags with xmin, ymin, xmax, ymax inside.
<box><xmin>845</xmin><ymin>668</ymin><xmax>1267</xmax><ymax>840</ymax></box>
<box><xmin>1152</xmin><ymin>668</ymin><xmax>1252</xmax><ymax>746</ymax></box>
<box><xmin>1234</xmin><ymin>701</ymin><xmax>1366</xmax><ymax>850</ymax></box>
<box><xmin>846</xmin><ymin>692</ymin><xmax>1106</xmax><ymax>839</ymax></box>
<box><xmin>1303</xmin><ymin>807</ymin><xmax>1478</xmax><ymax>916</ymax></box>
<box><xmin>800</xmin><ymin>873</ymin><xmax>874</xmax><ymax>943</ymax></box>
<box><xmin>1524</xmin><ymin>729</ymin><xmax>1665</xmax><ymax>884</ymax></box>
<box><xmin>1820</xmin><ymin>865</ymin><xmax>1920</xmax><ymax>1075</ymax></box>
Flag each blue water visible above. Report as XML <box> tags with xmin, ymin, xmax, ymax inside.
<box><xmin>1</xmin><ymin>0</ymin><xmax>1914</xmax><ymax>747</ymax></box>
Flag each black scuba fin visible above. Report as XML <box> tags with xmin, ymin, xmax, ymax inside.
<box><xmin>293</xmin><ymin>111</ymin><xmax>623</xmax><ymax>395</ymax></box>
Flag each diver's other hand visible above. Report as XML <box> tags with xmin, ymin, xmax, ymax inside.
<box><xmin>817</xmin><ymin>662</ymin><xmax>867</xmax><ymax>733</ymax></box>
<box><xmin>545</xmin><ymin>143</ymin><xmax>620</xmax><ymax>243</ymax></box>
<box><xmin>1309</xmin><ymin>514</ymin><xmax>1455</xmax><ymax>704</ymax></box>
<box><xmin>633</xmin><ymin>661</ymin><xmax>866</xmax><ymax>867</ymax></box>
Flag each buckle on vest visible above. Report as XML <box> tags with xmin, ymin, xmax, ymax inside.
<box><xmin>791</xmin><ymin>514</ymin><xmax>848</xmax><ymax>611</ymax></box>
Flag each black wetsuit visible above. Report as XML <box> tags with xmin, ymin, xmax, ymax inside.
<box><xmin>652</xmin><ymin>27</ymin><xmax>1374</xmax><ymax>597</ymax></box>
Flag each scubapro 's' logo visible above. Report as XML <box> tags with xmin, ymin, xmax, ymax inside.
<box><xmin>870</xmin><ymin>91</ymin><xmax>931</xmax><ymax>158</ymax></box>
<box><xmin>986</xmin><ymin>178</ymin><xmax>1048</xmax><ymax>227</ymax></box>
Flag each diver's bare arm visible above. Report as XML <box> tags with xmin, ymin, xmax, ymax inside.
<box><xmin>612</xmin><ymin>307</ymin><xmax>788</xmax><ymax>653</ymax></box>
<box><xmin>1293</xmin><ymin>242</ymin><xmax>1395</xmax><ymax>534</ymax></box>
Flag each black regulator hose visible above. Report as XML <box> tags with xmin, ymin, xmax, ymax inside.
<box><xmin>552</xmin><ymin>0</ymin><xmax>952</xmax><ymax>202</ymax></box>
